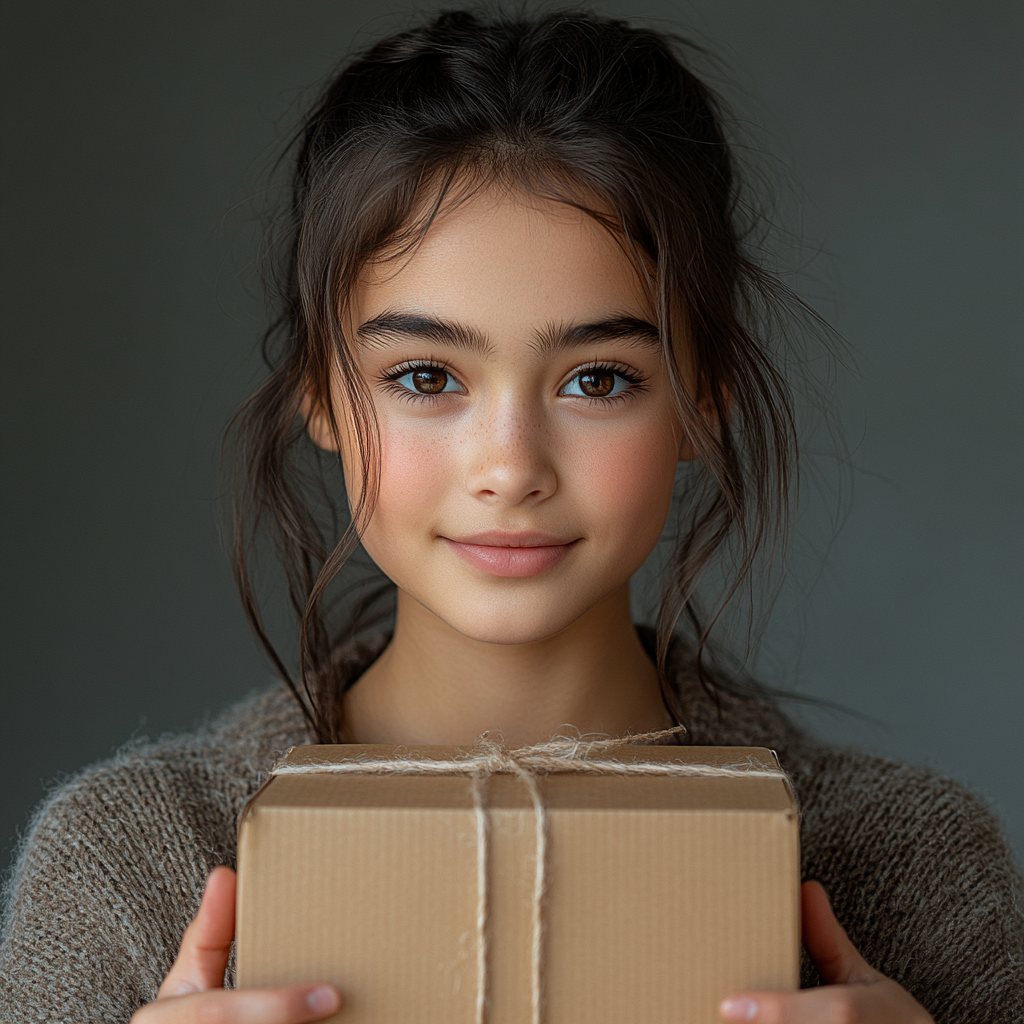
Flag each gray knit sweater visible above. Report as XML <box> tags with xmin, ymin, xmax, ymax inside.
<box><xmin>1</xmin><ymin>635</ymin><xmax>1022</xmax><ymax>1023</ymax></box>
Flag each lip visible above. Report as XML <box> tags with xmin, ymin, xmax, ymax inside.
<box><xmin>441</xmin><ymin>530</ymin><xmax>581</xmax><ymax>578</ymax></box>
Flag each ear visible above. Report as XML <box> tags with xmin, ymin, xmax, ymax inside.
<box><xmin>301</xmin><ymin>391</ymin><xmax>341</xmax><ymax>452</ymax></box>
<box><xmin>677</xmin><ymin>386</ymin><xmax>731</xmax><ymax>462</ymax></box>
<box><xmin>678</xmin><ymin>435</ymin><xmax>699</xmax><ymax>462</ymax></box>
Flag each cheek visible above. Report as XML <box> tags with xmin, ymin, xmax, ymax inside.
<box><xmin>360</xmin><ymin>421</ymin><xmax>453</xmax><ymax>552</ymax></box>
<box><xmin>567</xmin><ymin>419</ymin><xmax>677</xmax><ymax>541</ymax></box>
<box><xmin>380</xmin><ymin>433</ymin><xmax>443</xmax><ymax>506</ymax></box>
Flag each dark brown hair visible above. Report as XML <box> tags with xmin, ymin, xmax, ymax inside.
<box><xmin>228</xmin><ymin>8</ymin><xmax>807</xmax><ymax>742</ymax></box>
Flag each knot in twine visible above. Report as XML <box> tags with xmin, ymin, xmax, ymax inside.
<box><xmin>270</xmin><ymin>729</ymin><xmax>791</xmax><ymax>1024</ymax></box>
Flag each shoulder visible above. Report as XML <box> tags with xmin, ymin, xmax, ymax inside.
<box><xmin>791</xmin><ymin>744</ymin><xmax>1024</xmax><ymax>1020</ymax></box>
<box><xmin>3</xmin><ymin>681</ymin><xmax>309</xmax><ymax>908</ymax></box>
<box><xmin>9</xmin><ymin>681</ymin><xmax>309</xmax><ymax>876</ymax></box>
<box><xmin>790</xmin><ymin>742</ymin><xmax>1021</xmax><ymax>907</ymax></box>
<box><xmin>0</xmin><ymin>683</ymin><xmax>309</xmax><ymax>1021</ymax></box>
<box><xmin>658</xmin><ymin>631</ymin><xmax>1024</xmax><ymax>1018</ymax></box>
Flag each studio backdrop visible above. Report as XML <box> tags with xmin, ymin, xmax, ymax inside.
<box><xmin>2</xmin><ymin>0</ymin><xmax>1021</xmax><ymax>874</ymax></box>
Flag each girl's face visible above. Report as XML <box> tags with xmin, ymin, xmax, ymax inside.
<box><xmin>327</xmin><ymin>187</ymin><xmax>685</xmax><ymax>645</ymax></box>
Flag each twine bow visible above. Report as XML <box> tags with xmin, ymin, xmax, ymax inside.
<box><xmin>269</xmin><ymin>729</ymin><xmax>790</xmax><ymax>1024</ymax></box>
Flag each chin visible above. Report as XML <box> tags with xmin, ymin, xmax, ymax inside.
<box><xmin>438</xmin><ymin>596</ymin><xmax>589</xmax><ymax>647</ymax></box>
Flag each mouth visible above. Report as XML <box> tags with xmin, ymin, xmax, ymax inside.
<box><xmin>441</xmin><ymin>530</ymin><xmax>581</xmax><ymax>578</ymax></box>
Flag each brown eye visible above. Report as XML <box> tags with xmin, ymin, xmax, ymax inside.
<box><xmin>411</xmin><ymin>369</ymin><xmax>448</xmax><ymax>394</ymax></box>
<box><xmin>578</xmin><ymin>371</ymin><xmax>615</xmax><ymax>397</ymax></box>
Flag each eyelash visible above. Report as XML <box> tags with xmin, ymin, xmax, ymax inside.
<box><xmin>562</xmin><ymin>361</ymin><xmax>649</xmax><ymax>404</ymax></box>
<box><xmin>377</xmin><ymin>359</ymin><xmax>462</xmax><ymax>405</ymax></box>
<box><xmin>376</xmin><ymin>360</ymin><xmax>649</xmax><ymax>405</ymax></box>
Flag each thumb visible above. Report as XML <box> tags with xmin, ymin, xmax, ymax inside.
<box><xmin>801</xmin><ymin>880</ymin><xmax>879</xmax><ymax>986</ymax></box>
<box><xmin>158</xmin><ymin>866</ymin><xmax>237</xmax><ymax>997</ymax></box>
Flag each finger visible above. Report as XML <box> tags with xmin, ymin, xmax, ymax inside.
<box><xmin>800</xmin><ymin>880</ymin><xmax>879</xmax><ymax>986</ymax></box>
<box><xmin>720</xmin><ymin>984</ymin><xmax>876</xmax><ymax>1023</ymax></box>
<box><xmin>134</xmin><ymin>983</ymin><xmax>341</xmax><ymax>1024</ymax></box>
<box><xmin>159</xmin><ymin>866</ymin><xmax>237</xmax><ymax>996</ymax></box>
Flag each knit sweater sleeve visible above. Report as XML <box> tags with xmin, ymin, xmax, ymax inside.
<box><xmin>0</xmin><ymin>687</ymin><xmax>309</xmax><ymax>1024</ymax></box>
<box><xmin>793</xmin><ymin>748</ymin><xmax>1024</xmax><ymax>1024</ymax></box>
<box><xmin>0</xmin><ymin>754</ymin><xmax>231</xmax><ymax>1024</ymax></box>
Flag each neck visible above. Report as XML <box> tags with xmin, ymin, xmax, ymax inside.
<box><xmin>341</xmin><ymin>584</ymin><xmax>668</xmax><ymax>748</ymax></box>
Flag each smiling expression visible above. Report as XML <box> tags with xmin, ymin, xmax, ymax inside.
<box><xmin>317</xmin><ymin>187</ymin><xmax>686</xmax><ymax>645</ymax></box>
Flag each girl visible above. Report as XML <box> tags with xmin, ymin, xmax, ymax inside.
<box><xmin>1</xmin><ymin>9</ymin><xmax>1020</xmax><ymax>1023</ymax></box>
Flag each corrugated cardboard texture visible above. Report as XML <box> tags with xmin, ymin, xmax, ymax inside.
<box><xmin>236</xmin><ymin>745</ymin><xmax>799</xmax><ymax>1024</ymax></box>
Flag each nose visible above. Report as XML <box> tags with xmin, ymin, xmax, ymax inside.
<box><xmin>464</xmin><ymin>397</ymin><xmax>557</xmax><ymax>506</ymax></box>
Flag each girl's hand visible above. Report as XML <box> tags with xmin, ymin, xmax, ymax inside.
<box><xmin>131</xmin><ymin>867</ymin><xmax>341</xmax><ymax>1024</ymax></box>
<box><xmin>719</xmin><ymin>881</ymin><xmax>934</xmax><ymax>1023</ymax></box>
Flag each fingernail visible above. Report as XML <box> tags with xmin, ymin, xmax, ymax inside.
<box><xmin>720</xmin><ymin>997</ymin><xmax>758</xmax><ymax>1021</ymax></box>
<box><xmin>307</xmin><ymin>985</ymin><xmax>340</xmax><ymax>1014</ymax></box>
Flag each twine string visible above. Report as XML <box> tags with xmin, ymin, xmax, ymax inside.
<box><xmin>470</xmin><ymin>773</ymin><xmax>489</xmax><ymax>1024</ymax></box>
<box><xmin>269</xmin><ymin>729</ymin><xmax>790</xmax><ymax>1024</ymax></box>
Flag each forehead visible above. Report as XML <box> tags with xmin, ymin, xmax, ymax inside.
<box><xmin>349</xmin><ymin>187</ymin><xmax>654</xmax><ymax>331</ymax></box>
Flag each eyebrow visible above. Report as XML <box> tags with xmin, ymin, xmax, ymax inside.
<box><xmin>357</xmin><ymin>312</ymin><xmax>491</xmax><ymax>355</ymax></box>
<box><xmin>355</xmin><ymin>310</ymin><xmax>661</xmax><ymax>355</ymax></box>
<box><xmin>530</xmin><ymin>316</ymin><xmax>661</xmax><ymax>355</ymax></box>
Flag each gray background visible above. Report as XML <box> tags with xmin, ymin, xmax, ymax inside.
<box><xmin>2</xmin><ymin>0</ymin><xmax>1021</xmax><ymax>881</ymax></box>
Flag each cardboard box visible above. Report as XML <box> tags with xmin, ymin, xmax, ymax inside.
<box><xmin>236</xmin><ymin>743</ymin><xmax>800</xmax><ymax>1024</ymax></box>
